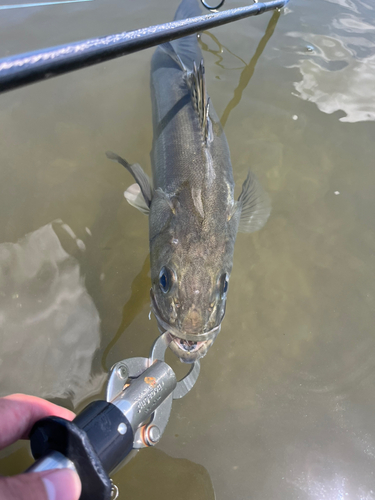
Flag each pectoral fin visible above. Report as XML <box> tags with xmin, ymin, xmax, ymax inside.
<box><xmin>124</xmin><ymin>184</ymin><xmax>150</xmax><ymax>215</ymax></box>
<box><xmin>106</xmin><ymin>151</ymin><xmax>153</xmax><ymax>209</ymax></box>
<box><xmin>237</xmin><ymin>171</ymin><xmax>271</xmax><ymax>233</ymax></box>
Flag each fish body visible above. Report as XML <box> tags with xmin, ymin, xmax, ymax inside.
<box><xmin>107</xmin><ymin>0</ymin><xmax>271</xmax><ymax>362</ymax></box>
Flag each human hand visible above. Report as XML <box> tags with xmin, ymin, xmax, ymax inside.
<box><xmin>0</xmin><ymin>394</ymin><xmax>82</xmax><ymax>500</ymax></box>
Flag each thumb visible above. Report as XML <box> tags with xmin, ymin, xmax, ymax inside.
<box><xmin>0</xmin><ymin>469</ymin><xmax>81</xmax><ymax>500</ymax></box>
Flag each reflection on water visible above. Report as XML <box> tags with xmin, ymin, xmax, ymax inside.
<box><xmin>199</xmin><ymin>31</ymin><xmax>247</xmax><ymax>70</ymax></box>
<box><xmin>325</xmin><ymin>0</ymin><xmax>360</xmax><ymax>12</ymax></box>
<box><xmin>219</xmin><ymin>10</ymin><xmax>280</xmax><ymax>128</ymax></box>
<box><xmin>288</xmin><ymin>2</ymin><xmax>375</xmax><ymax>122</ymax></box>
<box><xmin>0</xmin><ymin>221</ymin><xmax>104</xmax><ymax>404</ymax></box>
<box><xmin>101</xmin><ymin>253</ymin><xmax>150</xmax><ymax>370</ymax></box>
<box><xmin>112</xmin><ymin>448</ymin><xmax>215</xmax><ymax>500</ymax></box>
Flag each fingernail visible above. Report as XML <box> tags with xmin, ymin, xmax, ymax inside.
<box><xmin>41</xmin><ymin>469</ymin><xmax>82</xmax><ymax>500</ymax></box>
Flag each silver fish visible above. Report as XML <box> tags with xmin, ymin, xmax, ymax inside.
<box><xmin>107</xmin><ymin>0</ymin><xmax>271</xmax><ymax>363</ymax></box>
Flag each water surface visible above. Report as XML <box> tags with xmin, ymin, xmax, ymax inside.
<box><xmin>0</xmin><ymin>0</ymin><xmax>375</xmax><ymax>498</ymax></box>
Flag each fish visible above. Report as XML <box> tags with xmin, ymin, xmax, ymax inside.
<box><xmin>107</xmin><ymin>0</ymin><xmax>271</xmax><ymax>363</ymax></box>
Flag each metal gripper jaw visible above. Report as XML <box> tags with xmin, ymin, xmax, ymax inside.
<box><xmin>105</xmin><ymin>332</ymin><xmax>200</xmax><ymax>449</ymax></box>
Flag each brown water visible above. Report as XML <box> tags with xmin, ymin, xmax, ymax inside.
<box><xmin>1</xmin><ymin>0</ymin><xmax>375</xmax><ymax>498</ymax></box>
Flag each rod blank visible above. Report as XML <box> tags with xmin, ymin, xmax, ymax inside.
<box><xmin>0</xmin><ymin>0</ymin><xmax>288</xmax><ymax>94</ymax></box>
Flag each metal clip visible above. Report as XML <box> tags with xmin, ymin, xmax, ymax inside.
<box><xmin>106</xmin><ymin>333</ymin><xmax>200</xmax><ymax>449</ymax></box>
<box><xmin>110</xmin><ymin>480</ymin><xmax>119</xmax><ymax>500</ymax></box>
<box><xmin>201</xmin><ymin>0</ymin><xmax>225</xmax><ymax>11</ymax></box>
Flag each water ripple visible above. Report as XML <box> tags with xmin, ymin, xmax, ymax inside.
<box><xmin>287</xmin><ymin>25</ymin><xmax>375</xmax><ymax>122</ymax></box>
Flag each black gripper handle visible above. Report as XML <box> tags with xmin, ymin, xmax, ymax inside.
<box><xmin>30</xmin><ymin>400</ymin><xmax>134</xmax><ymax>500</ymax></box>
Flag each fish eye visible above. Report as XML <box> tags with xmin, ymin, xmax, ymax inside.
<box><xmin>159</xmin><ymin>266</ymin><xmax>174</xmax><ymax>294</ymax></box>
<box><xmin>220</xmin><ymin>273</ymin><xmax>229</xmax><ymax>298</ymax></box>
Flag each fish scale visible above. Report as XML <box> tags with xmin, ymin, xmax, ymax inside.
<box><xmin>107</xmin><ymin>0</ymin><xmax>271</xmax><ymax>363</ymax></box>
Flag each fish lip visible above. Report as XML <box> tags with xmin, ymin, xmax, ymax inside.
<box><xmin>169</xmin><ymin>333</ymin><xmax>207</xmax><ymax>353</ymax></box>
<box><xmin>166</xmin><ymin>331</ymin><xmax>214</xmax><ymax>363</ymax></box>
<box><xmin>150</xmin><ymin>288</ymin><xmax>224</xmax><ymax>342</ymax></box>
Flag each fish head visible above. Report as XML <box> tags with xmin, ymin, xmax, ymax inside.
<box><xmin>150</xmin><ymin>258</ymin><xmax>229</xmax><ymax>362</ymax></box>
<box><xmin>149</xmin><ymin>196</ymin><xmax>239</xmax><ymax>363</ymax></box>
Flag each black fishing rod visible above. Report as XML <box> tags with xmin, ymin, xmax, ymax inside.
<box><xmin>0</xmin><ymin>0</ymin><xmax>288</xmax><ymax>95</ymax></box>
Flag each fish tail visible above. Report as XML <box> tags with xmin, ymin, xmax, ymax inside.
<box><xmin>173</xmin><ymin>0</ymin><xmax>202</xmax><ymax>21</ymax></box>
<box><xmin>171</xmin><ymin>0</ymin><xmax>203</xmax><ymax>70</ymax></box>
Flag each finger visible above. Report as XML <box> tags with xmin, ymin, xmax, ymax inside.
<box><xmin>0</xmin><ymin>394</ymin><xmax>75</xmax><ymax>448</ymax></box>
<box><xmin>0</xmin><ymin>469</ymin><xmax>81</xmax><ymax>500</ymax></box>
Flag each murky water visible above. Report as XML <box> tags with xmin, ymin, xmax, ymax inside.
<box><xmin>1</xmin><ymin>0</ymin><xmax>375</xmax><ymax>498</ymax></box>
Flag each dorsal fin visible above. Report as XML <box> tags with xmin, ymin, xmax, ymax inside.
<box><xmin>189</xmin><ymin>60</ymin><xmax>212</xmax><ymax>144</ymax></box>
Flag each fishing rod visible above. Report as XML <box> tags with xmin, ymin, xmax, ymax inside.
<box><xmin>27</xmin><ymin>333</ymin><xmax>200</xmax><ymax>500</ymax></box>
<box><xmin>0</xmin><ymin>0</ymin><xmax>289</xmax><ymax>95</ymax></box>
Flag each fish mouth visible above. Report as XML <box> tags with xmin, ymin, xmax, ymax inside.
<box><xmin>167</xmin><ymin>332</ymin><xmax>216</xmax><ymax>363</ymax></box>
<box><xmin>150</xmin><ymin>289</ymin><xmax>223</xmax><ymax>363</ymax></box>
<box><xmin>175</xmin><ymin>338</ymin><xmax>205</xmax><ymax>353</ymax></box>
